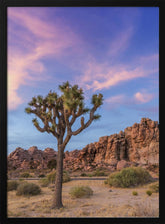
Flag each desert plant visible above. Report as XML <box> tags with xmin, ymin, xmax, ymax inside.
<box><xmin>47</xmin><ymin>171</ymin><xmax>56</xmax><ymax>184</ymax></box>
<box><xmin>7</xmin><ymin>181</ymin><xmax>19</xmax><ymax>191</ymax></box>
<box><xmin>63</xmin><ymin>171</ymin><xmax>70</xmax><ymax>183</ymax></box>
<box><xmin>93</xmin><ymin>169</ymin><xmax>107</xmax><ymax>176</ymax></box>
<box><xmin>81</xmin><ymin>173</ymin><xmax>87</xmax><ymax>177</ymax></box>
<box><xmin>20</xmin><ymin>172</ymin><xmax>31</xmax><ymax>178</ymax></box>
<box><xmin>39</xmin><ymin>178</ymin><xmax>50</xmax><ymax>187</ymax></box>
<box><xmin>25</xmin><ymin>81</ymin><xmax>103</xmax><ymax>208</ymax></box>
<box><xmin>132</xmin><ymin>191</ymin><xmax>138</xmax><ymax>196</ymax></box>
<box><xmin>69</xmin><ymin>186</ymin><xmax>93</xmax><ymax>198</ymax></box>
<box><xmin>38</xmin><ymin>174</ymin><xmax>45</xmax><ymax>178</ymax></box>
<box><xmin>105</xmin><ymin>167</ymin><xmax>152</xmax><ymax>188</ymax></box>
<box><xmin>47</xmin><ymin>159</ymin><xmax>57</xmax><ymax>170</ymax></box>
<box><xmin>16</xmin><ymin>182</ymin><xmax>41</xmax><ymax>196</ymax></box>
<box><xmin>87</xmin><ymin>174</ymin><xmax>93</xmax><ymax>177</ymax></box>
<box><xmin>149</xmin><ymin>182</ymin><xmax>159</xmax><ymax>193</ymax></box>
<box><xmin>131</xmin><ymin>201</ymin><xmax>159</xmax><ymax>217</ymax></box>
<box><xmin>146</xmin><ymin>190</ymin><xmax>152</xmax><ymax>196</ymax></box>
<box><xmin>40</xmin><ymin>170</ymin><xmax>70</xmax><ymax>186</ymax></box>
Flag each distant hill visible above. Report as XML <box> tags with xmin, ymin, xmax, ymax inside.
<box><xmin>8</xmin><ymin>118</ymin><xmax>159</xmax><ymax>172</ymax></box>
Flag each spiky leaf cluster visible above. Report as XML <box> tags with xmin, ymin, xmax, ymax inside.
<box><xmin>25</xmin><ymin>81</ymin><xmax>103</xmax><ymax>147</ymax></box>
<box><xmin>92</xmin><ymin>93</ymin><xmax>103</xmax><ymax>108</ymax></box>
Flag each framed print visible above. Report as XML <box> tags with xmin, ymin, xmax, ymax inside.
<box><xmin>0</xmin><ymin>0</ymin><xmax>163</xmax><ymax>223</ymax></box>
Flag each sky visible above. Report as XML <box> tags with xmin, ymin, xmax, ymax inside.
<box><xmin>7</xmin><ymin>7</ymin><xmax>159</xmax><ymax>154</ymax></box>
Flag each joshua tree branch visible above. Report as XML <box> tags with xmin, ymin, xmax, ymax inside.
<box><xmin>71</xmin><ymin>107</ymin><xmax>96</xmax><ymax>136</ymax></box>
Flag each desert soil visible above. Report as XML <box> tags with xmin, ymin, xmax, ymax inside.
<box><xmin>7</xmin><ymin>178</ymin><xmax>159</xmax><ymax>218</ymax></box>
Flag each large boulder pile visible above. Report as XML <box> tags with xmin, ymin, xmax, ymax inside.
<box><xmin>8</xmin><ymin>118</ymin><xmax>159</xmax><ymax>171</ymax></box>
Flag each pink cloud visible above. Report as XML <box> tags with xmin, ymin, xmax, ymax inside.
<box><xmin>79</xmin><ymin>53</ymin><xmax>158</xmax><ymax>92</ymax></box>
<box><xmin>134</xmin><ymin>91</ymin><xmax>154</xmax><ymax>103</ymax></box>
<box><xmin>108</xmin><ymin>26</ymin><xmax>134</xmax><ymax>56</ymax></box>
<box><xmin>8</xmin><ymin>8</ymin><xmax>80</xmax><ymax>110</ymax></box>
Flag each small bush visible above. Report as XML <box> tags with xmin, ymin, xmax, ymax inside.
<box><xmin>16</xmin><ymin>182</ymin><xmax>41</xmax><ymax>196</ymax></box>
<box><xmin>40</xmin><ymin>170</ymin><xmax>70</xmax><ymax>186</ymax></box>
<box><xmin>20</xmin><ymin>172</ymin><xmax>31</xmax><ymax>178</ymax></box>
<box><xmin>105</xmin><ymin>167</ymin><xmax>152</xmax><ymax>188</ymax></box>
<box><xmin>69</xmin><ymin>186</ymin><xmax>93</xmax><ymax>198</ymax></box>
<box><xmin>149</xmin><ymin>182</ymin><xmax>159</xmax><ymax>193</ymax></box>
<box><xmin>81</xmin><ymin>173</ymin><xmax>87</xmax><ymax>177</ymax></box>
<box><xmin>146</xmin><ymin>190</ymin><xmax>152</xmax><ymax>196</ymax></box>
<box><xmin>47</xmin><ymin>171</ymin><xmax>56</xmax><ymax>184</ymax></box>
<box><xmin>132</xmin><ymin>191</ymin><xmax>138</xmax><ymax>196</ymax></box>
<box><xmin>93</xmin><ymin>169</ymin><xmax>107</xmax><ymax>177</ymax></box>
<box><xmin>63</xmin><ymin>171</ymin><xmax>71</xmax><ymax>183</ymax></box>
<box><xmin>87</xmin><ymin>174</ymin><xmax>93</xmax><ymax>177</ymax></box>
<box><xmin>7</xmin><ymin>181</ymin><xmax>19</xmax><ymax>191</ymax></box>
<box><xmin>39</xmin><ymin>178</ymin><xmax>49</xmax><ymax>187</ymax></box>
<box><xmin>38</xmin><ymin>174</ymin><xmax>45</xmax><ymax>178</ymax></box>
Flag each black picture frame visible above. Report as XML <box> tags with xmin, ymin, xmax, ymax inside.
<box><xmin>0</xmin><ymin>0</ymin><xmax>164</xmax><ymax>224</ymax></box>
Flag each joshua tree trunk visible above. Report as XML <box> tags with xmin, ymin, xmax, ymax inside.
<box><xmin>52</xmin><ymin>139</ymin><xmax>64</xmax><ymax>209</ymax></box>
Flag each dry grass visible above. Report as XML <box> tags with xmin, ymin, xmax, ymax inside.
<box><xmin>8</xmin><ymin>179</ymin><xmax>159</xmax><ymax>218</ymax></box>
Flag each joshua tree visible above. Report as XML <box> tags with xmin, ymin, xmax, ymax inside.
<box><xmin>25</xmin><ymin>81</ymin><xmax>103</xmax><ymax>208</ymax></box>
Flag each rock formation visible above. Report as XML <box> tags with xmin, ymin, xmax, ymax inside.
<box><xmin>8</xmin><ymin>118</ymin><xmax>159</xmax><ymax>171</ymax></box>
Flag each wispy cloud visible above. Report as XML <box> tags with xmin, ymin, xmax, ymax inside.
<box><xmin>105</xmin><ymin>89</ymin><xmax>155</xmax><ymax>110</ymax></box>
<box><xmin>79</xmin><ymin>53</ymin><xmax>158</xmax><ymax>92</ymax></box>
<box><xmin>108</xmin><ymin>26</ymin><xmax>134</xmax><ymax>57</ymax></box>
<box><xmin>8</xmin><ymin>8</ymin><xmax>79</xmax><ymax>110</ymax></box>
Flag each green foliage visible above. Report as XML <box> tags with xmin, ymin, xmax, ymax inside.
<box><xmin>92</xmin><ymin>169</ymin><xmax>107</xmax><ymax>177</ymax></box>
<box><xmin>91</xmin><ymin>93</ymin><xmax>103</xmax><ymax>107</ymax></box>
<box><xmin>105</xmin><ymin>167</ymin><xmax>152</xmax><ymax>188</ymax></box>
<box><xmin>40</xmin><ymin>170</ymin><xmax>70</xmax><ymax>186</ymax></box>
<box><xmin>132</xmin><ymin>191</ymin><xmax>138</xmax><ymax>196</ymax></box>
<box><xmin>63</xmin><ymin>171</ymin><xmax>71</xmax><ymax>183</ymax></box>
<box><xmin>146</xmin><ymin>190</ymin><xmax>152</xmax><ymax>196</ymax></box>
<box><xmin>69</xmin><ymin>186</ymin><xmax>93</xmax><ymax>198</ymax></box>
<box><xmin>47</xmin><ymin>171</ymin><xmax>56</xmax><ymax>184</ymax></box>
<box><xmin>16</xmin><ymin>182</ymin><xmax>41</xmax><ymax>196</ymax></box>
<box><xmin>39</xmin><ymin>178</ymin><xmax>49</xmax><ymax>187</ymax></box>
<box><xmin>80</xmin><ymin>173</ymin><xmax>87</xmax><ymax>177</ymax></box>
<box><xmin>20</xmin><ymin>172</ymin><xmax>31</xmax><ymax>178</ymax></box>
<box><xmin>47</xmin><ymin>159</ymin><xmax>57</xmax><ymax>170</ymax></box>
<box><xmin>38</xmin><ymin>174</ymin><xmax>45</xmax><ymax>178</ymax></box>
<box><xmin>7</xmin><ymin>181</ymin><xmax>19</xmax><ymax>191</ymax></box>
<box><xmin>149</xmin><ymin>182</ymin><xmax>159</xmax><ymax>193</ymax></box>
<box><xmin>25</xmin><ymin>82</ymin><xmax>103</xmax><ymax>135</ymax></box>
<box><xmin>87</xmin><ymin>174</ymin><xmax>93</xmax><ymax>177</ymax></box>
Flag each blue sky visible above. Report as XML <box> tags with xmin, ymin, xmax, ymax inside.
<box><xmin>7</xmin><ymin>7</ymin><xmax>159</xmax><ymax>154</ymax></box>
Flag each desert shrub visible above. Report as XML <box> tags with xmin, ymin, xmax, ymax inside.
<box><xmin>146</xmin><ymin>190</ymin><xmax>152</xmax><ymax>196</ymax></box>
<box><xmin>105</xmin><ymin>167</ymin><xmax>152</xmax><ymax>188</ymax></box>
<box><xmin>69</xmin><ymin>186</ymin><xmax>93</xmax><ymax>198</ymax></box>
<box><xmin>7</xmin><ymin>180</ymin><xmax>19</xmax><ymax>191</ymax></box>
<box><xmin>81</xmin><ymin>173</ymin><xmax>87</xmax><ymax>177</ymax></box>
<box><xmin>47</xmin><ymin>171</ymin><xmax>56</xmax><ymax>184</ymax></box>
<box><xmin>38</xmin><ymin>174</ymin><xmax>45</xmax><ymax>178</ymax></box>
<box><xmin>63</xmin><ymin>171</ymin><xmax>71</xmax><ymax>183</ymax></box>
<box><xmin>132</xmin><ymin>191</ymin><xmax>138</xmax><ymax>196</ymax></box>
<box><xmin>104</xmin><ymin>179</ymin><xmax>108</xmax><ymax>185</ymax></box>
<box><xmin>87</xmin><ymin>174</ymin><xmax>93</xmax><ymax>177</ymax></box>
<box><xmin>131</xmin><ymin>201</ymin><xmax>159</xmax><ymax>217</ymax></box>
<box><xmin>149</xmin><ymin>182</ymin><xmax>159</xmax><ymax>193</ymax></box>
<box><xmin>16</xmin><ymin>182</ymin><xmax>41</xmax><ymax>196</ymax></box>
<box><xmin>20</xmin><ymin>172</ymin><xmax>31</xmax><ymax>178</ymax></box>
<box><xmin>47</xmin><ymin>159</ymin><xmax>57</xmax><ymax>170</ymax></box>
<box><xmin>40</xmin><ymin>170</ymin><xmax>70</xmax><ymax>186</ymax></box>
<box><xmin>92</xmin><ymin>169</ymin><xmax>107</xmax><ymax>177</ymax></box>
<box><xmin>39</xmin><ymin>178</ymin><xmax>50</xmax><ymax>187</ymax></box>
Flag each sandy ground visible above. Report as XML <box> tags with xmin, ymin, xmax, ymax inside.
<box><xmin>7</xmin><ymin>178</ymin><xmax>159</xmax><ymax>218</ymax></box>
